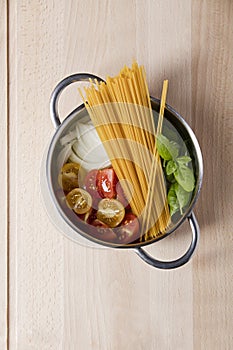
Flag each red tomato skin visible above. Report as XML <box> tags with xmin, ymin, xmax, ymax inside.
<box><xmin>88</xmin><ymin>219</ymin><xmax>117</xmax><ymax>242</ymax></box>
<box><xmin>116</xmin><ymin>213</ymin><xmax>140</xmax><ymax>244</ymax></box>
<box><xmin>86</xmin><ymin>209</ymin><xmax>98</xmax><ymax>224</ymax></box>
<box><xmin>84</xmin><ymin>169</ymin><xmax>99</xmax><ymax>196</ymax></box>
<box><xmin>84</xmin><ymin>169</ymin><xmax>102</xmax><ymax>209</ymax></box>
<box><xmin>97</xmin><ymin>168</ymin><xmax>117</xmax><ymax>199</ymax></box>
<box><xmin>116</xmin><ymin>183</ymin><xmax>131</xmax><ymax>211</ymax></box>
<box><xmin>91</xmin><ymin>219</ymin><xmax>109</xmax><ymax>228</ymax></box>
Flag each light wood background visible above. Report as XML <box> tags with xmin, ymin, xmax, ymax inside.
<box><xmin>1</xmin><ymin>0</ymin><xmax>232</xmax><ymax>349</ymax></box>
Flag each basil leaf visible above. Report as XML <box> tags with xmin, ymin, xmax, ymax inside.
<box><xmin>174</xmin><ymin>183</ymin><xmax>191</xmax><ymax>214</ymax></box>
<box><xmin>167</xmin><ymin>184</ymin><xmax>180</xmax><ymax>216</ymax></box>
<box><xmin>168</xmin><ymin>183</ymin><xmax>192</xmax><ymax>216</ymax></box>
<box><xmin>174</xmin><ymin>164</ymin><xmax>195</xmax><ymax>192</ymax></box>
<box><xmin>156</xmin><ymin>134</ymin><xmax>179</xmax><ymax>161</ymax></box>
<box><xmin>166</xmin><ymin>160</ymin><xmax>177</xmax><ymax>175</ymax></box>
<box><xmin>176</xmin><ymin>156</ymin><xmax>192</xmax><ymax>165</ymax></box>
<box><xmin>166</xmin><ymin>173</ymin><xmax>176</xmax><ymax>184</ymax></box>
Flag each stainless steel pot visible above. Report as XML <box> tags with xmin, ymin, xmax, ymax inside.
<box><xmin>46</xmin><ymin>73</ymin><xmax>203</xmax><ymax>269</ymax></box>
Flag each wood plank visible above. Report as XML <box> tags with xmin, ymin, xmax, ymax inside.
<box><xmin>192</xmin><ymin>0</ymin><xmax>233</xmax><ymax>349</ymax></box>
<box><xmin>8</xmin><ymin>1</ymin><xmax>66</xmax><ymax>349</ymax></box>
<box><xmin>0</xmin><ymin>1</ymin><xmax>8</xmax><ymax>349</ymax></box>
<box><xmin>8</xmin><ymin>4</ymin><xmax>17</xmax><ymax>348</ymax></box>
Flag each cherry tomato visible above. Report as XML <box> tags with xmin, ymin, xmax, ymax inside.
<box><xmin>58</xmin><ymin>162</ymin><xmax>80</xmax><ymax>193</ymax></box>
<box><xmin>66</xmin><ymin>188</ymin><xmax>92</xmax><ymax>214</ymax></box>
<box><xmin>89</xmin><ymin>219</ymin><xmax>117</xmax><ymax>242</ymax></box>
<box><xmin>97</xmin><ymin>198</ymin><xmax>125</xmax><ymax>228</ymax></box>
<box><xmin>91</xmin><ymin>219</ymin><xmax>108</xmax><ymax>228</ymax></box>
<box><xmin>86</xmin><ymin>209</ymin><xmax>97</xmax><ymax>223</ymax></box>
<box><xmin>84</xmin><ymin>169</ymin><xmax>102</xmax><ymax>209</ymax></box>
<box><xmin>116</xmin><ymin>182</ymin><xmax>131</xmax><ymax>210</ymax></box>
<box><xmin>56</xmin><ymin>189</ymin><xmax>74</xmax><ymax>217</ymax></box>
<box><xmin>117</xmin><ymin>213</ymin><xmax>140</xmax><ymax>244</ymax></box>
<box><xmin>97</xmin><ymin>168</ymin><xmax>117</xmax><ymax>199</ymax></box>
<box><xmin>84</xmin><ymin>169</ymin><xmax>98</xmax><ymax>196</ymax></box>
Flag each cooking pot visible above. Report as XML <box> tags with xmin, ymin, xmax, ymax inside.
<box><xmin>44</xmin><ymin>73</ymin><xmax>203</xmax><ymax>269</ymax></box>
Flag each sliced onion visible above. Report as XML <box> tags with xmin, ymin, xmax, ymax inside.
<box><xmin>60</xmin><ymin>130</ymin><xmax>77</xmax><ymax>146</ymax></box>
<box><xmin>57</xmin><ymin>143</ymin><xmax>72</xmax><ymax>170</ymax></box>
<box><xmin>60</xmin><ymin>120</ymin><xmax>110</xmax><ymax>171</ymax></box>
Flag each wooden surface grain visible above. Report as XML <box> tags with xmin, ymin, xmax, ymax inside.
<box><xmin>192</xmin><ymin>1</ymin><xmax>233</xmax><ymax>349</ymax></box>
<box><xmin>0</xmin><ymin>1</ymin><xmax>8</xmax><ymax>349</ymax></box>
<box><xmin>4</xmin><ymin>0</ymin><xmax>233</xmax><ymax>349</ymax></box>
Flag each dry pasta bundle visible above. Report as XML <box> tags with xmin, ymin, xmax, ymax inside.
<box><xmin>79</xmin><ymin>62</ymin><xmax>170</xmax><ymax>241</ymax></box>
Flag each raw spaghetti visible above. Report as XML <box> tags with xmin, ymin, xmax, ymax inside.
<box><xmin>79</xmin><ymin>62</ymin><xmax>170</xmax><ymax>241</ymax></box>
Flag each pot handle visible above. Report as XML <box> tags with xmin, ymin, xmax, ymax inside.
<box><xmin>134</xmin><ymin>212</ymin><xmax>199</xmax><ymax>270</ymax></box>
<box><xmin>50</xmin><ymin>73</ymin><xmax>105</xmax><ymax>129</ymax></box>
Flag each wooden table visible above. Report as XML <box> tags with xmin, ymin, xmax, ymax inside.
<box><xmin>1</xmin><ymin>1</ymin><xmax>232</xmax><ymax>349</ymax></box>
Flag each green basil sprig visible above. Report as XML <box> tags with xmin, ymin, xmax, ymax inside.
<box><xmin>168</xmin><ymin>183</ymin><xmax>192</xmax><ymax>216</ymax></box>
<box><xmin>156</xmin><ymin>134</ymin><xmax>179</xmax><ymax>160</ymax></box>
<box><xmin>156</xmin><ymin>134</ymin><xmax>195</xmax><ymax>216</ymax></box>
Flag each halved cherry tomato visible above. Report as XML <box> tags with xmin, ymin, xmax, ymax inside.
<box><xmin>84</xmin><ymin>169</ymin><xmax>98</xmax><ymax>196</ymax></box>
<box><xmin>58</xmin><ymin>162</ymin><xmax>80</xmax><ymax>193</ymax></box>
<box><xmin>117</xmin><ymin>213</ymin><xmax>140</xmax><ymax>244</ymax></box>
<box><xmin>91</xmin><ymin>219</ymin><xmax>108</xmax><ymax>228</ymax></box>
<box><xmin>97</xmin><ymin>198</ymin><xmax>125</xmax><ymax>228</ymax></box>
<box><xmin>84</xmin><ymin>169</ymin><xmax>102</xmax><ymax>209</ymax></box>
<box><xmin>66</xmin><ymin>188</ymin><xmax>92</xmax><ymax>214</ymax></box>
<box><xmin>89</xmin><ymin>219</ymin><xmax>117</xmax><ymax>242</ymax></box>
<box><xmin>97</xmin><ymin>168</ymin><xmax>117</xmax><ymax>199</ymax></box>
